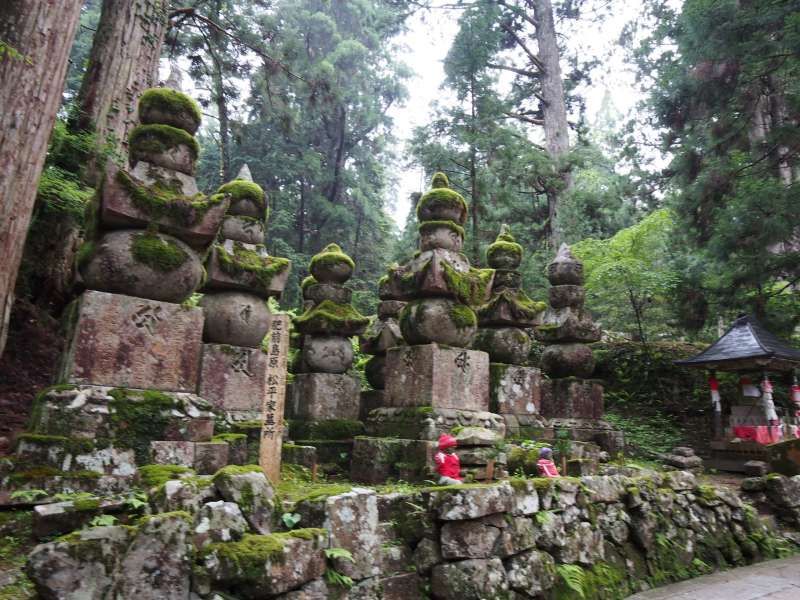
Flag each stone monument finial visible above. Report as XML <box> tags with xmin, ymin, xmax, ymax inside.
<box><xmin>235</xmin><ymin>163</ymin><xmax>254</xmax><ymax>182</ymax></box>
<box><xmin>165</xmin><ymin>61</ymin><xmax>184</xmax><ymax>92</ymax></box>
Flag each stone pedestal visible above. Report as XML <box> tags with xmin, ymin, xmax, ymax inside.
<box><xmin>59</xmin><ymin>291</ymin><xmax>203</xmax><ymax>392</ymax></box>
<box><xmin>288</xmin><ymin>373</ymin><xmax>360</xmax><ymax>421</ymax></box>
<box><xmin>198</xmin><ymin>343</ymin><xmax>270</xmax><ymax>420</ymax></box>
<box><xmin>540</xmin><ymin>378</ymin><xmax>604</xmax><ymax>420</ymax></box>
<box><xmin>489</xmin><ymin>364</ymin><xmax>542</xmax><ymax>416</ymax></box>
<box><xmin>365</xmin><ymin>407</ymin><xmax>506</xmax><ymax>441</ymax></box>
<box><xmin>384</xmin><ymin>344</ymin><xmax>490</xmax><ymax>412</ymax></box>
<box><xmin>350</xmin><ymin>438</ymin><xmax>437</xmax><ymax>484</ymax></box>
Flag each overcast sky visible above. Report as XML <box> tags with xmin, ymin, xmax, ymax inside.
<box><xmin>386</xmin><ymin>0</ymin><xmax>653</xmax><ymax>228</ymax></box>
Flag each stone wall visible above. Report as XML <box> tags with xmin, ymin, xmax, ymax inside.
<box><xmin>24</xmin><ymin>468</ymin><xmax>799</xmax><ymax>600</ymax></box>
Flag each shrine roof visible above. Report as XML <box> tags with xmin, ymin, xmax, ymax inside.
<box><xmin>674</xmin><ymin>315</ymin><xmax>800</xmax><ymax>372</ymax></box>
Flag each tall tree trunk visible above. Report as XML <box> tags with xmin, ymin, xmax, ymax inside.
<box><xmin>532</xmin><ymin>0</ymin><xmax>571</xmax><ymax>248</ymax></box>
<box><xmin>70</xmin><ymin>0</ymin><xmax>168</xmax><ymax>182</ymax></box>
<box><xmin>469</xmin><ymin>75</ymin><xmax>480</xmax><ymax>263</ymax></box>
<box><xmin>0</xmin><ymin>0</ymin><xmax>84</xmax><ymax>358</ymax></box>
<box><xmin>297</xmin><ymin>179</ymin><xmax>306</xmax><ymax>253</ymax></box>
<box><xmin>210</xmin><ymin>0</ymin><xmax>230</xmax><ymax>181</ymax></box>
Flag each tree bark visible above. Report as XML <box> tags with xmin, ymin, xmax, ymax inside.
<box><xmin>70</xmin><ymin>0</ymin><xmax>168</xmax><ymax>180</ymax></box>
<box><xmin>531</xmin><ymin>0</ymin><xmax>571</xmax><ymax>248</ymax></box>
<box><xmin>209</xmin><ymin>0</ymin><xmax>230</xmax><ymax>181</ymax></box>
<box><xmin>0</xmin><ymin>0</ymin><xmax>84</xmax><ymax>358</ymax></box>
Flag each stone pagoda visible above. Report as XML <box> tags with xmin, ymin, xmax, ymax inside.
<box><xmin>474</xmin><ymin>226</ymin><xmax>548</xmax><ymax>438</ymax></box>
<box><xmin>198</xmin><ymin>164</ymin><xmax>291</xmax><ymax>423</ymax></box>
<box><xmin>352</xmin><ymin>173</ymin><xmax>506</xmax><ymax>483</ymax></box>
<box><xmin>4</xmin><ymin>88</ymin><xmax>250</xmax><ymax>495</ymax></box>
<box><xmin>358</xmin><ymin>293</ymin><xmax>405</xmax><ymax>419</ymax></box>
<box><xmin>287</xmin><ymin>244</ymin><xmax>369</xmax><ymax>431</ymax></box>
<box><xmin>535</xmin><ymin>244</ymin><xmax>623</xmax><ymax>452</ymax></box>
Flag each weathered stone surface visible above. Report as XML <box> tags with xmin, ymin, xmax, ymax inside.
<box><xmin>581</xmin><ymin>475</ymin><xmax>627</xmax><ymax>503</ymax></box>
<box><xmin>200</xmin><ymin>292</ymin><xmax>272</xmax><ymax>347</ymax></box>
<box><xmin>548</xmin><ymin>284</ymin><xmax>585</xmax><ymax>308</ymax></box>
<box><xmin>547</xmin><ymin>243</ymin><xmax>584</xmax><ymax>285</ymax></box>
<box><xmin>454</xmin><ymin>426</ymin><xmax>502</xmax><ymax>447</ymax></box>
<box><xmin>540</xmin><ymin>378</ymin><xmax>603</xmax><ymax>420</ymax></box>
<box><xmin>360</xmin><ymin>390</ymin><xmax>387</xmax><ymax>420</ymax></box>
<box><xmin>302</xmin><ymin>335</ymin><xmax>354</xmax><ymax>373</ymax></box>
<box><xmin>491</xmin><ymin>269</ymin><xmax>522</xmax><ymax>291</ymax></box>
<box><xmin>664</xmin><ymin>470</ymin><xmax>697</xmax><ymax>491</ymax></box>
<box><xmin>430</xmin><ymin>558</ymin><xmax>509</xmax><ymax>600</ymax></box>
<box><xmin>199</xmin><ymin>344</ymin><xmax>272</xmax><ymax>416</ymax></box>
<box><xmin>505</xmin><ymin>549</ymin><xmax>556</xmax><ymax>595</ymax></box>
<box><xmin>508</xmin><ymin>479</ymin><xmax>540</xmax><ymax>515</ymax></box>
<box><xmin>399</xmin><ymin>298</ymin><xmax>477</xmax><ymax>347</ymax></box>
<box><xmin>489</xmin><ymin>364</ymin><xmax>541</xmax><ymax>417</ymax></box>
<box><xmin>430</xmin><ymin>483</ymin><xmax>514</xmax><ymax>520</ymax></box>
<box><xmin>384</xmin><ymin>344</ymin><xmax>489</xmax><ymax>412</ymax></box>
<box><xmin>350</xmin><ymin>437</ymin><xmax>436</xmax><ymax>484</ymax></box>
<box><xmin>275</xmin><ymin>579</ymin><xmax>328</xmax><ymax>600</ymax></box>
<box><xmin>663</xmin><ymin>452</ymin><xmax>704</xmax><ymax>470</ymax></box>
<box><xmin>473</xmin><ymin>327</ymin><xmax>532</xmax><ymax>364</ymax></box>
<box><xmin>151</xmin><ymin>441</ymin><xmax>196</xmax><ymax>467</ymax></box>
<box><xmin>152</xmin><ymin>477</ymin><xmax>218</xmax><ymax>514</ymax></box>
<box><xmin>378</xmin><ymin>300</ymin><xmax>406</xmax><ymax>320</ymax></box>
<box><xmin>26</xmin><ymin>525</ymin><xmax>132</xmax><ymax>600</ymax></box>
<box><xmin>324</xmin><ymin>488</ymin><xmax>381</xmax><ymax>580</ymax></box>
<box><xmin>214</xmin><ymin>466</ymin><xmax>276</xmax><ymax>534</ymax></box>
<box><xmin>303</xmin><ymin>283</ymin><xmax>353</xmax><ymax>305</ymax></box>
<box><xmin>765</xmin><ymin>474</ymin><xmax>800</xmax><ymax>508</ymax></box>
<box><xmin>110</xmin><ymin>513</ymin><xmax>193</xmax><ymax>599</ymax></box>
<box><xmin>378</xmin><ymin>573</ymin><xmax>425</xmax><ymax>599</ymax></box>
<box><xmin>60</xmin><ymin>291</ymin><xmax>204</xmax><ymax>392</ymax></box>
<box><xmin>283</xmin><ymin>444</ymin><xmax>317</xmax><ymax>470</ymax></box>
<box><xmin>364</xmin><ymin>406</ymin><xmax>506</xmax><ymax>441</ymax></box>
<box><xmin>195</xmin><ymin>442</ymin><xmax>230</xmax><ymax>475</ymax></box>
<box><xmin>419</xmin><ymin>222</ymin><xmax>463</xmax><ymax>252</ymax></box>
<box><xmin>194</xmin><ymin>500</ymin><xmax>249</xmax><ymax>546</ymax></box>
<box><xmin>382</xmin><ymin>249</ymin><xmax>473</xmax><ymax>301</ymax></box>
<box><xmin>540</xmin><ymin>343</ymin><xmax>597</xmax><ymax>378</ymax></box>
<box><xmin>441</xmin><ymin>513</ymin><xmax>535</xmax><ymax>559</ymax></box>
<box><xmin>744</xmin><ymin>460</ymin><xmax>770</xmax><ymax>477</ymax></box>
<box><xmin>80</xmin><ymin>229</ymin><xmax>204</xmax><ymax>303</ymax></box>
<box><xmin>359</xmin><ymin>317</ymin><xmax>404</xmax><ymax>356</ymax></box>
<box><xmin>288</xmin><ymin>373</ymin><xmax>361</xmax><ymax>421</ymax></box>
<box><xmin>413</xmin><ymin>537</ymin><xmax>443</xmax><ymax>574</ymax></box>
<box><xmin>221</xmin><ymin>215</ymin><xmax>265</xmax><ymax>244</ymax></box>
<box><xmin>131</xmin><ymin>138</ymin><xmax>196</xmax><ymax>175</ymax></box>
<box><xmin>32</xmin><ymin>498</ymin><xmax>126</xmax><ymax>539</ymax></box>
<box><xmin>101</xmin><ymin>164</ymin><xmax>227</xmax><ymax>247</ymax></box>
<box><xmin>202</xmin><ymin>531</ymin><xmax>327</xmax><ymax>598</ymax></box>
<box><xmin>205</xmin><ymin>240</ymin><xmax>291</xmax><ymax>299</ymax></box>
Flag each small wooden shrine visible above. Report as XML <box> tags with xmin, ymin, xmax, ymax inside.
<box><xmin>675</xmin><ymin>314</ymin><xmax>800</xmax><ymax>472</ymax></box>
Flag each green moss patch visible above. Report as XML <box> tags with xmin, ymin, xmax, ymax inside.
<box><xmin>138</xmin><ymin>88</ymin><xmax>202</xmax><ymax>131</ymax></box>
<box><xmin>108</xmin><ymin>389</ymin><xmax>179</xmax><ymax>464</ymax></box>
<box><xmin>416</xmin><ymin>187</ymin><xmax>468</xmax><ymax>224</ymax></box>
<box><xmin>212</xmin><ymin>433</ymin><xmax>247</xmax><ymax>443</ymax></box>
<box><xmin>477</xmin><ymin>289</ymin><xmax>546</xmax><ymax>323</ymax></box>
<box><xmin>418</xmin><ymin>220</ymin><xmax>465</xmax><ymax>239</ymax></box>
<box><xmin>215</xmin><ymin>241</ymin><xmax>290</xmax><ymax>294</ymax></box>
<box><xmin>217</xmin><ymin>180</ymin><xmax>266</xmax><ymax>213</ymax></box>
<box><xmin>310</xmin><ymin>243</ymin><xmax>355</xmax><ymax>271</ymax></box>
<box><xmin>431</xmin><ymin>172</ymin><xmax>450</xmax><ymax>188</ymax></box>
<box><xmin>211</xmin><ymin>464</ymin><xmax>263</xmax><ymax>484</ymax></box>
<box><xmin>301</xmin><ymin>275</ymin><xmax>318</xmax><ymax>291</ymax></box>
<box><xmin>16</xmin><ymin>433</ymin><xmax>94</xmax><ymax>455</ymax></box>
<box><xmin>129</xmin><ymin>124</ymin><xmax>199</xmax><ymax>161</ymax></box>
<box><xmin>116</xmin><ymin>168</ymin><xmax>226</xmax><ymax>226</ymax></box>
<box><xmin>486</xmin><ymin>239</ymin><xmax>523</xmax><ymax>263</ymax></box>
<box><xmin>442</xmin><ymin>261</ymin><xmax>493</xmax><ymax>306</ymax></box>
<box><xmin>450</xmin><ymin>303</ymin><xmax>477</xmax><ymax>330</ymax></box>
<box><xmin>294</xmin><ymin>299</ymin><xmax>369</xmax><ymax>334</ymax></box>
<box><xmin>130</xmin><ymin>232</ymin><xmax>189</xmax><ymax>271</ymax></box>
<box><xmin>138</xmin><ymin>464</ymin><xmax>194</xmax><ymax>488</ymax></box>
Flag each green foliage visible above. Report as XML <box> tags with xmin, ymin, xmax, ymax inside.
<box><xmin>88</xmin><ymin>514</ymin><xmax>117</xmax><ymax>527</ymax></box>
<box><xmin>128</xmin><ymin>124</ymin><xmax>199</xmax><ymax>161</ymax></box>
<box><xmin>130</xmin><ymin>232</ymin><xmax>189</xmax><ymax>271</ymax></box>
<box><xmin>138</xmin><ymin>464</ymin><xmax>193</xmax><ymax>488</ymax></box>
<box><xmin>281</xmin><ymin>512</ymin><xmax>302</xmax><ymax>529</ymax></box>
<box><xmin>573</xmin><ymin>209</ymin><xmax>680</xmax><ymax>341</ymax></box>
<box><xmin>556</xmin><ymin>564</ymin><xmax>586</xmax><ymax>599</ymax></box>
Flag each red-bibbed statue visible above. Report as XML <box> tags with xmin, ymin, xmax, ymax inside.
<box><xmin>434</xmin><ymin>433</ymin><xmax>463</xmax><ymax>485</ymax></box>
<box><xmin>537</xmin><ymin>446</ymin><xmax>560</xmax><ymax>478</ymax></box>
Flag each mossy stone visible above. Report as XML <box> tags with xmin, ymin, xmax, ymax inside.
<box><xmin>486</xmin><ymin>240</ymin><xmax>523</xmax><ymax>269</ymax></box>
<box><xmin>399</xmin><ymin>297</ymin><xmax>477</xmax><ymax>347</ymax></box>
<box><xmin>214</xmin><ymin>241</ymin><xmax>291</xmax><ymax>297</ymax></box>
<box><xmin>218</xmin><ymin>180</ymin><xmax>267</xmax><ymax>219</ymax></box>
<box><xmin>129</xmin><ymin>124</ymin><xmax>199</xmax><ymax>175</ymax></box>
<box><xmin>293</xmin><ymin>299</ymin><xmax>369</xmax><ymax>336</ymax></box>
<box><xmin>138</xmin><ymin>87</ymin><xmax>202</xmax><ymax>134</ymax></box>
<box><xmin>309</xmin><ymin>243</ymin><xmax>355</xmax><ymax>284</ymax></box>
<box><xmin>416</xmin><ymin>187</ymin><xmax>468</xmax><ymax>225</ymax></box>
<box><xmin>419</xmin><ymin>220</ymin><xmax>465</xmax><ymax>251</ymax></box>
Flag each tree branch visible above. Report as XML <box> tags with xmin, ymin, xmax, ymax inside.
<box><xmin>500</xmin><ymin>22</ymin><xmax>545</xmax><ymax>72</ymax></box>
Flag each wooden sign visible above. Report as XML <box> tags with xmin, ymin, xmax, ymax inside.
<box><xmin>260</xmin><ymin>314</ymin><xmax>290</xmax><ymax>483</ymax></box>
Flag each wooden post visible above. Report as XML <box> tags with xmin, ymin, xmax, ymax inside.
<box><xmin>260</xmin><ymin>314</ymin><xmax>290</xmax><ymax>484</ymax></box>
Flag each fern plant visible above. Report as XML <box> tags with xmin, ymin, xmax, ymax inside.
<box><xmin>556</xmin><ymin>564</ymin><xmax>586</xmax><ymax>600</ymax></box>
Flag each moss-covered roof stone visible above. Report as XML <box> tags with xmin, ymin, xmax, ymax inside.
<box><xmin>293</xmin><ymin>299</ymin><xmax>369</xmax><ymax>336</ymax></box>
<box><xmin>129</xmin><ymin>124</ymin><xmax>199</xmax><ymax>161</ymax></box>
<box><xmin>309</xmin><ymin>243</ymin><xmax>355</xmax><ymax>284</ymax></box>
<box><xmin>138</xmin><ymin>88</ymin><xmax>202</xmax><ymax>134</ymax></box>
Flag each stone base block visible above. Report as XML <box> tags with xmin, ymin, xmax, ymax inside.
<box><xmin>15</xmin><ymin>435</ymin><xmax>137</xmax><ymax>478</ymax></box>
<box><xmin>350</xmin><ymin>437</ymin><xmax>437</xmax><ymax>484</ymax></box>
<box><xmin>540</xmin><ymin>377</ymin><xmax>604</xmax><ymax>420</ymax></box>
<box><xmin>206</xmin><ymin>241</ymin><xmax>290</xmax><ymax>298</ymax></box>
<box><xmin>295</xmin><ymin>440</ymin><xmax>352</xmax><ymax>476</ymax></box>
<box><xmin>567</xmin><ymin>458</ymin><xmax>598</xmax><ymax>477</ymax></box>
<box><xmin>288</xmin><ymin>373</ymin><xmax>360</xmax><ymax>421</ymax></box>
<box><xmin>365</xmin><ymin>407</ymin><xmax>506</xmax><ymax>441</ymax></box>
<box><xmin>230</xmin><ymin>421</ymin><xmax>262</xmax><ymax>465</ymax></box>
<box><xmin>150</xmin><ymin>441</ymin><xmax>195</xmax><ymax>467</ymax></box>
<box><xmin>199</xmin><ymin>343</ymin><xmax>272</xmax><ymax>415</ymax></box>
<box><xmin>283</xmin><ymin>444</ymin><xmax>317</xmax><ymax>470</ymax></box>
<box><xmin>360</xmin><ymin>389</ymin><xmax>387</xmax><ymax>420</ymax></box>
<box><xmin>490</xmin><ymin>364</ymin><xmax>542</xmax><ymax>417</ymax></box>
<box><xmin>548</xmin><ymin>418</ymin><xmax>624</xmax><ymax>455</ymax></box>
<box><xmin>195</xmin><ymin>442</ymin><xmax>230</xmax><ymax>474</ymax></box>
<box><xmin>59</xmin><ymin>290</ymin><xmax>203</xmax><ymax>392</ymax></box>
<box><xmin>502</xmin><ymin>414</ymin><xmax>551</xmax><ymax>439</ymax></box>
<box><xmin>384</xmin><ymin>344</ymin><xmax>489</xmax><ymax>411</ymax></box>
